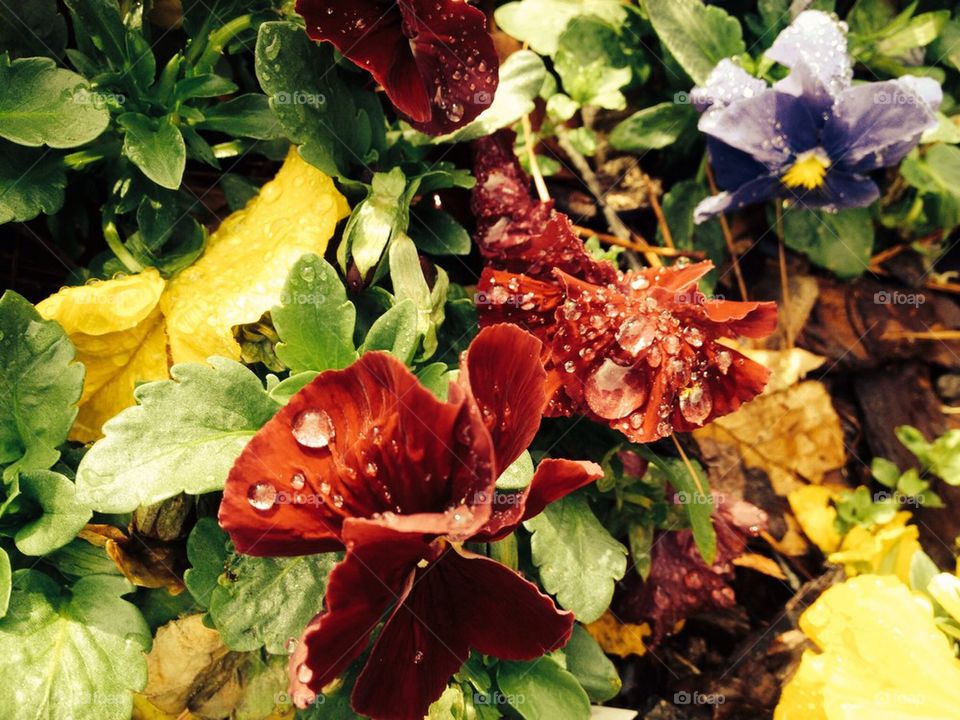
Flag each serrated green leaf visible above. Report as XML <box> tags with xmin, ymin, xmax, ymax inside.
<box><xmin>0</xmin><ymin>55</ymin><xmax>109</xmax><ymax>148</ymax></box>
<box><xmin>554</xmin><ymin>16</ymin><xmax>634</xmax><ymax>110</ymax></box>
<box><xmin>75</xmin><ymin>357</ymin><xmax>280</xmax><ymax>513</ymax></box>
<box><xmin>644</xmin><ymin>0</ymin><xmax>745</xmax><ymax>84</ymax></box>
<box><xmin>494</xmin><ymin>0</ymin><xmax>627</xmax><ymax>55</ymax></box>
<box><xmin>0</xmin><ymin>141</ymin><xmax>67</xmax><ymax>224</ymax></box>
<box><xmin>0</xmin><ymin>570</ymin><xmax>149</xmax><ymax>720</ymax></box>
<box><xmin>496</xmin><ymin>451</ymin><xmax>534</xmax><ymax>491</ymax></box>
<box><xmin>0</xmin><ymin>291</ymin><xmax>83</xmax><ymax>479</ymax></box>
<box><xmin>564</xmin><ymin>624</ymin><xmax>621</xmax><ymax>702</ymax></box>
<box><xmin>210</xmin><ymin>550</ymin><xmax>337</xmax><ymax>654</ymax></box>
<box><xmin>497</xmin><ymin>658</ymin><xmax>591</xmax><ymax>720</ymax></box>
<box><xmin>272</xmin><ymin>254</ymin><xmax>358</xmax><ymax>374</ymax></box>
<box><xmin>268</xmin><ymin>371</ymin><xmax>319</xmax><ymax>405</ymax></box>
<box><xmin>14</xmin><ymin>470</ymin><xmax>91</xmax><ymax>556</ymax></box>
<box><xmin>118</xmin><ymin>113</ymin><xmax>187</xmax><ymax>190</ymax></box>
<box><xmin>183</xmin><ymin>517</ymin><xmax>230</xmax><ymax>609</ymax></box>
<box><xmin>361</xmin><ymin>299</ymin><xmax>419</xmax><ymax>364</ymax></box>
<box><xmin>525</xmin><ymin>494</ymin><xmax>627</xmax><ymax>623</ymax></box>
<box><xmin>609</xmin><ymin>101</ymin><xmax>697</xmax><ymax>151</ymax></box>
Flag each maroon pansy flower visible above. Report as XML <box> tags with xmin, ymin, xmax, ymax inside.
<box><xmin>471</xmin><ymin>131</ymin><xmax>778</xmax><ymax>443</ymax></box>
<box><xmin>296</xmin><ymin>0</ymin><xmax>499</xmax><ymax>135</ymax></box>
<box><xmin>219</xmin><ymin>324</ymin><xmax>601</xmax><ymax>720</ymax></box>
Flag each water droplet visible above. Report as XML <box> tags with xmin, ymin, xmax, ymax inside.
<box><xmin>291</xmin><ymin>472</ymin><xmax>306</xmax><ymax>490</ymax></box>
<box><xmin>617</xmin><ymin>317</ymin><xmax>656</xmax><ymax>355</ymax></box>
<box><xmin>364</xmin><ymin>462</ymin><xmax>378</xmax><ymax>477</ymax></box>
<box><xmin>716</xmin><ymin>351</ymin><xmax>732</xmax><ymax>375</ymax></box>
<box><xmin>285</xmin><ymin>637</ymin><xmax>298</xmax><ymax>654</ymax></box>
<box><xmin>247</xmin><ymin>482</ymin><xmax>277</xmax><ymax>511</ymax></box>
<box><xmin>292</xmin><ymin>409</ymin><xmax>335</xmax><ymax>448</ymax></box>
<box><xmin>300</xmin><ymin>264</ymin><xmax>316</xmax><ymax>282</ymax></box>
<box><xmin>584</xmin><ymin>359</ymin><xmax>647</xmax><ymax>419</ymax></box>
<box><xmin>679</xmin><ymin>383</ymin><xmax>713</xmax><ymax>424</ymax></box>
<box><xmin>414</xmin><ymin>650</ymin><xmax>424</xmax><ymax>664</ymax></box>
<box><xmin>297</xmin><ymin>663</ymin><xmax>312</xmax><ymax>683</ymax></box>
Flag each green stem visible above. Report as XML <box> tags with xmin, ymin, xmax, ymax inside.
<box><xmin>103</xmin><ymin>217</ymin><xmax>144</xmax><ymax>274</ymax></box>
<box><xmin>194</xmin><ymin>15</ymin><xmax>254</xmax><ymax>73</ymax></box>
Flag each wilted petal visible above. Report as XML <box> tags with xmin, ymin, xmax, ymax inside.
<box><xmin>352</xmin><ymin>545</ymin><xmax>573</xmax><ymax>720</ymax></box>
<box><xmin>765</xmin><ymin>10</ymin><xmax>852</xmax><ymax>96</ymax></box>
<box><xmin>825</xmin><ymin>80</ymin><xmax>938</xmax><ymax>173</ymax></box>
<box><xmin>219</xmin><ymin>351</ymin><xmax>494</xmax><ymax>556</ymax></box>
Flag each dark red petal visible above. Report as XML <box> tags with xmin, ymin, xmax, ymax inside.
<box><xmin>296</xmin><ymin>0</ymin><xmax>431</xmax><ymax>122</ymax></box>
<box><xmin>397</xmin><ymin>0</ymin><xmax>500</xmax><ymax>134</ymax></box>
<box><xmin>702</xmin><ymin>299</ymin><xmax>779</xmax><ymax>338</ymax></box>
<box><xmin>460</xmin><ymin>324</ymin><xmax>547</xmax><ymax>474</ymax></box>
<box><xmin>219</xmin><ymin>351</ymin><xmax>494</xmax><ymax>556</ymax></box>
<box><xmin>352</xmin><ymin>546</ymin><xmax>573</xmax><ymax>720</ymax></box>
<box><xmin>476</xmin><ymin>269</ymin><xmax>563</xmax><ymax>339</ymax></box>
<box><xmin>471</xmin><ymin>458</ymin><xmax>603</xmax><ymax>542</ymax></box>
<box><xmin>288</xmin><ymin>524</ymin><xmax>430</xmax><ymax>706</ymax></box>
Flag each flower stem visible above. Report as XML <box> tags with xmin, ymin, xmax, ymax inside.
<box><xmin>520</xmin><ymin>114</ymin><xmax>550</xmax><ymax>203</ymax></box>
<box><xmin>774</xmin><ymin>201</ymin><xmax>794</xmax><ymax>349</ymax></box>
<box><xmin>671</xmin><ymin>433</ymin><xmax>706</xmax><ymax>498</ymax></box>
<box><xmin>704</xmin><ymin>163</ymin><xmax>749</xmax><ymax>301</ymax></box>
<box><xmin>103</xmin><ymin>217</ymin><xmax>144</xmax><ymax>274</ymax></box>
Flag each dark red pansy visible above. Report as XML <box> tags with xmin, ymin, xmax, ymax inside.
<box><xmin>471</xmin><ymin>130</ymin><xmax>778</xmax><ymax>443</ymax></box>
<box><xmin>617</xmin><ymin>498</ymin><xmax>768</xmax><ymax>643</ymax></box>
<box><xmin>296</xmin><ymin>0</ymin><xmax>499</xmax><ymax>135</ymax></box>
<box><xmin>219</xmin><ymin>324</ymin><xmax>602</xmax><ymax>720</ymax></box>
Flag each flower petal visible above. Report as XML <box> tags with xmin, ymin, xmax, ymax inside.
<box><xmin>459</xmin><ymin>324</ymin><xmax>547</xmax><ymax>474</ymax></box>
<box><xmin>694</xmin><ymin>174</ymin><xmax>780</xmax><ymax>223</ymax></box>
<box><xmin>288</xmin><ymin>523</ymin><xmax>429</xmax><ymax>707</ymax></box>
<box><xmin>704</xmin><ymin>137</ymin><xmax>771</xmax><ymax>193</ymax></box>
<box><xmin>692</xmin><ymin>58</ymin><xmax>768</xmax><ymax>112</ymax></box>
<box><xmin>825</xmin><ymin>80</ymin><xmax>938</xmax><ymax>173</ymax></box>
<box><xmin>352</xmin><ymin>545</ymin><xmax>573</xmax><ymax>720</ymax></box>
<box><xmin>161</xmin><ymin>149</ymin><xmax>350</xmax><ymax>364</ymax></box>
<box><xmin>219</xmin><ymin>351</ymin><xmax>494</xmax><ymax>556</ymax></box>
<box><xmin>765</xmin><ymin>10</ymin><xmax>852</xmax><ymax>96</ymax></box>
<box><xmin>36</xmin><ymin>269</ymin><xmax>169</xmax><ymax>442</ymax></box>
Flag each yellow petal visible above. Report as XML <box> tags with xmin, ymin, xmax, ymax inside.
<box><xmin>584</xmin><ymin>611</ymin><xmax>651</xmax><ymax>658</ymax></box>
<box><xmin>37</xmin><ymin>269</ymin><xmax>169</xmax><ymax>442</ymax></box>
<box><xmin>788</xmin><ymin>485</ymin><xmax>841</xmax><ymax>554</ymax></box>
<box><xmin>161</xmin><ymin>149</ymin><xmax>350</xmax><ymax>364</ymax></box>
<box><xmin>828</xmin><ymin>511</ymin><xmax>920</xmax><ymax>584</ymax></box>
<box><xmin>777</xmin><ymin>574</ymin><xmax>960</xmax><ymax>720</ymax></box>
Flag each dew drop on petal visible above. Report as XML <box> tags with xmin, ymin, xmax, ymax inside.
<box><xmin>679</xmin><ymin>383</ymin><xmax>713</xmax><ymax>424</ymax></box>
<box><xmin>291</xmin><ymin>472</ymin><xmax>306</xmax><ymax>490</ymax></box>
<box><xmin>414</xmin><ymin>650</ymin><xmax>424</xmax><ymax>664</ymax></box>
<box><xmin>584</xmin><ymin>359</ymin><xmax>647</xmax><ymax>420</ymax></box>
<box><xmin>297</xmin><ymin>664</ymin><xmax>312</xmax><ymax>684</ymax></box>
<box><xmin>285</xmin><ymin>637</ymin><xmax>298</xmax><ymax>654</ymax></box>
<box><xmin>292</xmin><ymin>409</ymin><xmax>335</xmax><ymax>449</ymax></box>
<box><xmin>617</xmin><ymin>317</ymin><xmax>656</xmax><ymax>355</ymax></box>
<box><xmin>247</xmin><ymin>482</ymin><xmax>278</xmax><ymax>511</ymax></box>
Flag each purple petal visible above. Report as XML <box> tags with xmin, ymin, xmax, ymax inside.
<box><xmin>773</xmin><ymin>60</ymin><xmax>834</xmax><ymax>121</ymax></box>
<box><xmin>699</xmin><ymin>90</ymin><xmax>819</xmax><ymax>168</ymax></box>
<box><xmin>692</xmin><ymin>59</ymin><xmax>768</xmax><ymax>113</ymax></box>
<box><xmin>766</xmin><ymin>10</ymin><xmax>852</xmax><ymax>96</ymax></box>
<box><xmin>898</xmin><ymin>75</ymin><xmax>943</xmax><ymax>112</ymax></box>
<box><xmin>824</xmin><ymin>80</ymin><xmax>939</xmax><ymax>173</ymax></box>
<box><xmin>706</xmin><ymin>137</ymin><xmax>770</xmax><ymax>190</ymax></box>
<box><xmin>788</xmin><ymin>171</ymin><xmax>880</xmax><ymax>212</ymax></box>
<box><xmin>694</xmin><ymin>175</ymin><xmax>780</xmax><ymax>223</ymax></box>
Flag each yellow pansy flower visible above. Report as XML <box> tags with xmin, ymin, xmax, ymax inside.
<box><xmin>788</xmin><ymin>485</ymin><xmax>842</xmax><ymax>554</ymax></box>
<box><xmin>161</xmin><ymin>148</ymin><xmax>350</xmax><ymax>364</ymax></box>
<box><xmin>775</xmin><ymin>574</ymin><xmax>960</xmax><ymax>719</ymax></box>
<box><xmin>37</xmin><ymin>150</ymin><xmax>349</xmax><ymax>440</ymax></box>
<box><xmin>37</xmin><ymin>269</ymin><xmax>169</xmax><ymax>443</ymax></box>
<box><xmin>828</xmin><ymin>511</ymin><xmax>920</xmax><ymax>584</ymax></box>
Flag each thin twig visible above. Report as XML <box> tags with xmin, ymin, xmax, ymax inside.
<box><xmin>671</xmin><ymin>434</ymin><xmax>706</xmax><ymax>498</ymax></box>
<box><xmin>520</xmin><ymin>114</ymin><xmax>550</xmax><ymax>203</ymax></box>
<box><xmin>774</xmin><ymin>202</ymin><xmax>794</xmax><ymax>349</ymax></box>
<box><xmin>704</xmin><ymin>163</ymin><xmax>749</xmax><ymax>301</ymax></box>
<box><xmin>571</xmin><ymin>225</ymin><xmax>705</xmax><ymax>258</ymax></box>
<box><xmin>881</xmin><ymin>330</ymin><xmax>960</xmax><ymax>341</ymax></box>
<box><xmin>648</xmin><ymin>190</ymin><xmax>674</xmax><ymax>249</ymax></box>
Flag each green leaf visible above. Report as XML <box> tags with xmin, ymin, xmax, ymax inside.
<box><xmin>525</xmin><ymin>494</ymin><xmax>627</xmax><ymax>623</ymax></box>
<box><xmin>361</xmin><ymin>299</ymin><xmax>419</xmax><ymax>364</ymax></box>
<box><xmin>63</xmin><ymin>0</ymin><xmax>127</xmax><ymax>68</ymax></box>
<box><xmin>564</xmin><ymin>624</ymin><xmax>621</xmax><ymax>702</ymax></box>
<box><xmin>255</xmin><ymin>21</ymin><xmax>385</xmax><ymax>176</ymax></box>
<box><xmin>0</xmin><ymin>291</ymin><xmax>83</xmax><ymax>478</ymax></box>
<box><xmin>554</xmin><ymin>16</ymin><xmax>634</xmax><ymax>110</ymax></box>
<box><xmin>339</xmin><ymin>168</ymin><xmax>410</xmax><ymax>278</ymax></box>
<box><xmin>0</xmin><ymin>570</ymin><xmax>150</xmax><ymax>720</ymax></box>
<box><xmin>870</xmin><ymin>457</ymin><xmax>901</xmax><ymax>488</ymax></box>
<box><xmin>75</xmin><ymin>357</ymin><xmax>280</xmax><ymax>513</ymax></box>
<box><xmin>436</xmin><ymin>50</ymin><xmax>547</xmax><ymax>143</ymax></box>
<box><xmin>931</xmin><ymin>20</ymin><xmax>960</xmax><ymax>72</ymax></box>
<box><xmin>175</xmin><ymin>73</ymin><xmax>239</xmax><ymax>101</ymax></box>
<box><xmin>0</xmin><ymin>141</ymin><xmax>67</xmax><ymax>224</ymax></box>
<box><xmin>118</xmin><ymin>113</ymin><xmax>187</xmax><ymax>190</ymax></box>
<box><xmin>0</xmin><ymin>55</ymin><xmax>110</xmax><ymax>148</ymax></box>
<box><xmin>780</xmin><ymin>205</ymin><xmax>874</xmax><ymax>280</ymax></box>
<box><xmin>875</xmin><ymin>11</ymin><xmax>949</xmax><ymax>57</ymax></box>
<box><xmin>494</xmin><ymin>0</ymin><xmax>628</xmax><ymax>55</ymax></box>
<box><xmin>389</xmin><ymin>235</ymin><xmax>448</xmax><ymax>361</ymax></box>
<box><xmin>272</xmin><ymin>254</ymin><xmax>358</xmax><ymax>374</ymax></box>
<box><xmin>410</xmin><ymin>208</ymin><xmax>472</xmax><ymax>256</ymax></box>
<box><xmin>610</xmin><ymin>101</ymin><xmax>697</xmax><ymax>151</ymax></box>
<box><xmin>183</xmin><ymin>517</ymin><xmax>230</xmax><ymax>609</ymax></box>
<box><xmin>45</xmin><ymin>539</ymin><xmax>122</xmax><ymax>578</ymax></box>
<box><xmin>0</xmin><ymin>0</ymin><xmax>67</xmax><ymax>60</ymax></box>
<box><xmin>896</xmin><ymin>425</ymin><xmax>960</xmax><ymax>485</ymax></box>
<box><xmin>909</xmin><ymin>550</ymin><xmax>940</xmax><ymax>593</ymax></box>
<box><xmin>196</xmin><ymin>93</ymin><xmax>283</xmax><ymax>140</ymax></box>
<box><xmin>14</xmin><ymin>470</ymin><xmax>91</xmax><ymax>556</ymax></box>
<box><xmin>268</xmin><ymin>371</ymin><xmax>319</xmax><ymax>405</ymax></box>
<box><xmin>0</xmin><ymin>548</ymin><xmax>9</xmax><ymax>618</ymax></box>
<box><xmin>497</xmin><ymin>658</ymin><xmax>591</xmax><ymax>720</ymax></box>
<box><xmin>643</xmin><ymin>0</ymin><xmax>745</xmax><ymax>84</ymax></box>
<box><xmin>496</xmin><ymin>451</ymin><xmax>534</xmax><ymax>491</ymax></box>
<box><xmin>210</xmin><ymin>549</ymin><xmax>337</xmax><ymax>654</ymax></box>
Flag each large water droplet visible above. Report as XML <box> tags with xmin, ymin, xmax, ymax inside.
<box><xmin>247</xmin><ymin>482</ymin><xmax>278</xmax><ymax>511</ymax></box>
<box><xmin>617</xmin><ymin>317</ymin><xmax>656</xmax><ymax>355</ymax></box>
<box><xmin>679</xmin><ymin>384</ymin><xmax>713</xmax><ymax>424</ymax></box>
<box><xmin>292</xmin><ymin>409</ymin><xmax>335</xmax><ymax>448</ymax></box>
<box><xmin>297</xmin><ymin>663</ymin><xmax>312</xmax><ymax>683</ymax></box>
<box><xmin>584</xmin><ymin>359</ymin><xmax>647</xmax><ymax>420</ymax></box>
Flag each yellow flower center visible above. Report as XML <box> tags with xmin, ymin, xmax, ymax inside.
<box><xmin>781</xmin><ymin>149</ymin><xmax>831</xmax><ymax>191</ymax></box>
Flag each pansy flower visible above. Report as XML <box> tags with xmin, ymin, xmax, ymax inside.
<box><xmin>471</xmin><ymin>131</ymin><xmax>777</xmax><ymax>443</ymax></box>
<box><xmin>296</xmin><ymin>0</ymin><xmax>499</xmax><ymax>135</ymax></box>
<box><xmin>693</xmin><ymin>10</ymin><xmax>941</xmax><ymax>222</ymax></box>
<box><xmin>218</xmin><ymin>324</ymin><xmax>601</xmax><ymax>720</ymax></box>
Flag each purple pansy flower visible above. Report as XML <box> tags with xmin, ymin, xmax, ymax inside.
<box><xmin>692</xmin><ymin>10</ymin><xmax>942</xmax><ymax>224</ymax></box>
